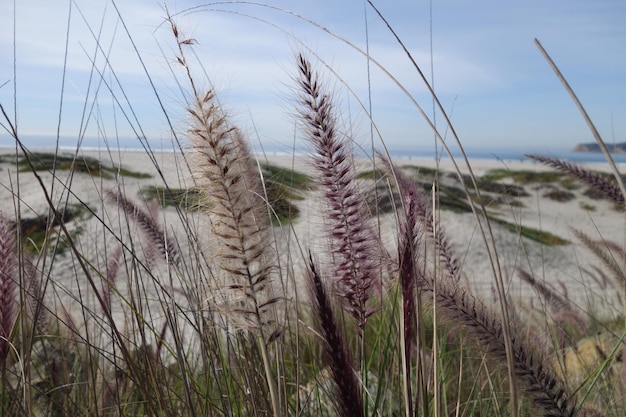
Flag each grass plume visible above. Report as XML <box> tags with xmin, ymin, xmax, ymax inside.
<box><xmin>0</xmin><ymin>211</ymin><xmax>17</xmax><ymax>366</ymax></box>
<box><xmin>170</xmin><ymin>15</ymin><xmax>282</xmax><ymax>415</ymax></box>
<box><xmin>296</xmin><ymin>53</ymin><xmax>383</xmax><ymax>333</ymax></box>
<box><xmin>433</xmin><ymin>282</ymin><xmax>577</xmax><ymax>416</ymax></box>
<box><xmin>527</xmin><ymin>154</ymin><xmax>625</xmax><ymax>205</ymax></box>
<box><xmin>379</xmin><ymin>157</ymin><xmax>424</xmax><ymax>416</ymax></box>
<box><xmin>105</xmin><ymin>189</ymin><xmax>180</xmax><ymax>266</ymax></box>
<box><xmin>187</xmin><ymin>89</ymin><xmax>279</xmax><ymax>332</ymax></box>
<box><xmin>307</xmin><ymin>253</ymin><xmax>364</xmax><ymax>417</ymax></box>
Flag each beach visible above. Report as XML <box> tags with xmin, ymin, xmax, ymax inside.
<box><xmin>1</xmin><ymin>147</ymin><xmax>624</xmax><ymax>323</ymax></box>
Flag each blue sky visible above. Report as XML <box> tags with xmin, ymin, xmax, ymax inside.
<box><xmin>0</xmin><ymin>0</ymin><xmax>624</xmax><ymax>154</ymax></box>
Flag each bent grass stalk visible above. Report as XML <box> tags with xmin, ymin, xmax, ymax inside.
<box><xmin>363</xmin><ymin>4</ymin><xmax>521</xmax><ymax>411</ymax></box>
<box><xmin>535</xmin><ymin>37</ymin><xmax>626</xmax><ymax>335</ymax></box>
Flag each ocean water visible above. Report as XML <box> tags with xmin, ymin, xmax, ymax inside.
<box><xmin>3</xmin><ymin>134</ymin><xmax>626</xmax><ymax>164</ymax></box>
<box><xmin>382</xmin><ymin>146</ymin><xmax>626</xmax><ymax>164</ymax></box>
<box><xmin>246</xmin><ymin>143</ymin><xmax>626</xmax><ymax>165</ymax></box>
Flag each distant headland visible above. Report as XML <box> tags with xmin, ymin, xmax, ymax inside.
<box><xmin>572</xmin><ymin>142</ymin><xmax>626</xmax><ymax>153</ymax></box>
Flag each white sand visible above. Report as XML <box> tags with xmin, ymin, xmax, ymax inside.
<box><xmin>1</xmin><ymin>147</ymin><xmax>624</xmax><ymax>328</ymax></box>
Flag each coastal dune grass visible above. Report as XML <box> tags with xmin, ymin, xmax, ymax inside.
<box><xmin>1</xmin><ymin>4</ymin><xmax>625</xmax><ymax>417</ymax></box>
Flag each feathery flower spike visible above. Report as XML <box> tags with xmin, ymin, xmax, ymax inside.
<box><xmin>296</xmin><ymin>54</ymin><xmax>383</xmax><ymax>332</ymax></box>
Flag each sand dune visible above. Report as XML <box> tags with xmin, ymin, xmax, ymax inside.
<box><xmin>1</xmin><ymin>147</ymin><xmax>624</xmax><ymax>324</ymax></box>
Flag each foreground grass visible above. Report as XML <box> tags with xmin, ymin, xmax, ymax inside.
<box><xmin>1</xmin><ymin>136</ymin><xmax>623</xmax><ymax>417</ymax></box>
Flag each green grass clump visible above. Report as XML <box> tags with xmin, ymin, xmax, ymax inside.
<box><xmin>140</xmin><ymin>182</ymin><xmax>300</xmax><ymax>225</ymax></box>
<box><xmin>559</xmin><ymin>177</ymin><xmax>581</xmax><ymax>190</ymax></box>
<box><xmin>0</xmin><ymin>154</ymin><xmax>15</xmax><ymax>163</ymax></box>
<box><xmin>482</xmin><ymin>168</ymin><xmax>565</xmax><ymax>184</ymax></box>
<box><xmin>20</xmin><ymin>203</ymin><xmax>92</xmax><ymax>254</ymax></box>
<box><xmin>260</xmin><ymin>163</ymin><xmax>310</xmax><ymax>224</ymax></box>
<box><xmin>401</xmin><ymin>165</ymin><xmax>439</xmax><ymax>177</ymax></box>
<box><xmin>261</xmin><ymin>163</ymin><xmax>312</xmax><ymax>190</ymax></box>
<box><xmin>580</xmin><ymin>202</ymin><xmax>596</xmax><ymax>211</ymax></box>
<box><xmin>476</xmin><ymin>179</ymin><xmax>529</xmax><ymax>198</ymax></box>
<box><xmin>15</xmin><ymin>152</ymin><xmax>151</xmax><ymax>179</ymax></box>
<box><xmin>433</xmin><ymin>184</ymin><xmax>473</xmax><ymax>213</ymax></box>
<box><xmin>543</xmin><ymin>188</ymin><xmax>576</xmax><ymax>202</ymax></box>
<box><xmin>139</xmin><ymin>186</ymin><xmax>203</xmax><ymax>210</ymax></box>
<box><xmin>264</xmin><ymin>180</ymin><xmax>301</xmax><ymax>225</ymax></box>
<box><xmin>490</xmin><ymin>217</ymin><xmax>569</xmax><ymax>245</ymax></box>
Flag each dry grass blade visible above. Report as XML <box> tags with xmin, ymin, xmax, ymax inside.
<box><xmin>307</xmin><ymin>253</ymin><xmax>364</xmax><ymax>417</ymax></box>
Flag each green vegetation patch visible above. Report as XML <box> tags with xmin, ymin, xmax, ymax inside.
<box><xmin>360</xmin><ymin>168</ymin><xmax>459</xmax><ymax>214</ymax></box>
<box><xmin>0</xmin><ymin>153</ymin><xmax>17</xmax><ymax>164</ymax></box>
<box><xmin>20</xmin><ymin>203</ymin><xmax>93</xmax><ymax>254</ymax></box>
<box><xmin>482</xmin><ymin>168</ymin><xmax>565</xmax><ymax>184</ymax></box>
<box><xmin>259</xmin><ymin>163</ymin><xmax>309</xmax><ymax>224</ymax></box>
<box><xmin>579</xmin><ymin>202</ymin><xmax>596</xmax><ymax>211</ymax></box>
<box><xmin>366</xmin><ymin>184</ymin><xmax>398</xmax><ymax>214</ymax></box>
<box><xmin>559</xmin><ymin>177</ymin><xmax>581</xmax><ymax>190</ymax></box>
<box><xmin>357</xmin><ymin>168</ymin><xmax>386</xmax><ymax>180</ymax></box>
<box><xmin>366</xmin><ymin>182</ymin><xmax>473</xmax><ymax>215</ymax></box>
<box><xmin>490</xmin><ymin>217</ymin><xmax>569</xmax><ymax>246</ymax></box>
<box><xmin>543</xmin><ymin>189</ymin><xmax>576</xmax><ymax>203</ymax></box>
<box><xmin>436</xmin><ymin>184</ymin><xmax>473</xmax><ymax>213</ymax></box>
<box><xmin>357</xmin><ymin>165</ymin><xmax>440</xmax><ymax>181</ymax></box>
<box><xmin>139</xmin><ymin>186</ymin><xmax>203</xmax><ymax>211</ymax></box>
<box><xmin>401</xmin><ymin>165</ymin><xmax>439</xmax><ymax>176</ymax></box>
<box><xmin>264</xmin><ymin>180</ymin><xmax>301</xmax><ymax>225</ymax></box>
<box><xmin>15</xmin><ymin>152</ymin><xmax>151</xmax><ymax>179</ymax></box>
<box><xmin>582</xmin><ymin>187</ymin><xmax>606</xmax><ymax>200</ymax></box>
<box><xmin>141</xmin><ymin>177</ymin><xmax>301</xmax><ymax>225</ymax></box>
<box><xmin>261</xmin><ymin>163</ymin><xmax>311</xmax><ymax>190</ymax></box>
<box><xmin>476</xmin><ymin>179</ymin><xmax>529</xmax><ymax>198</ymax></box>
